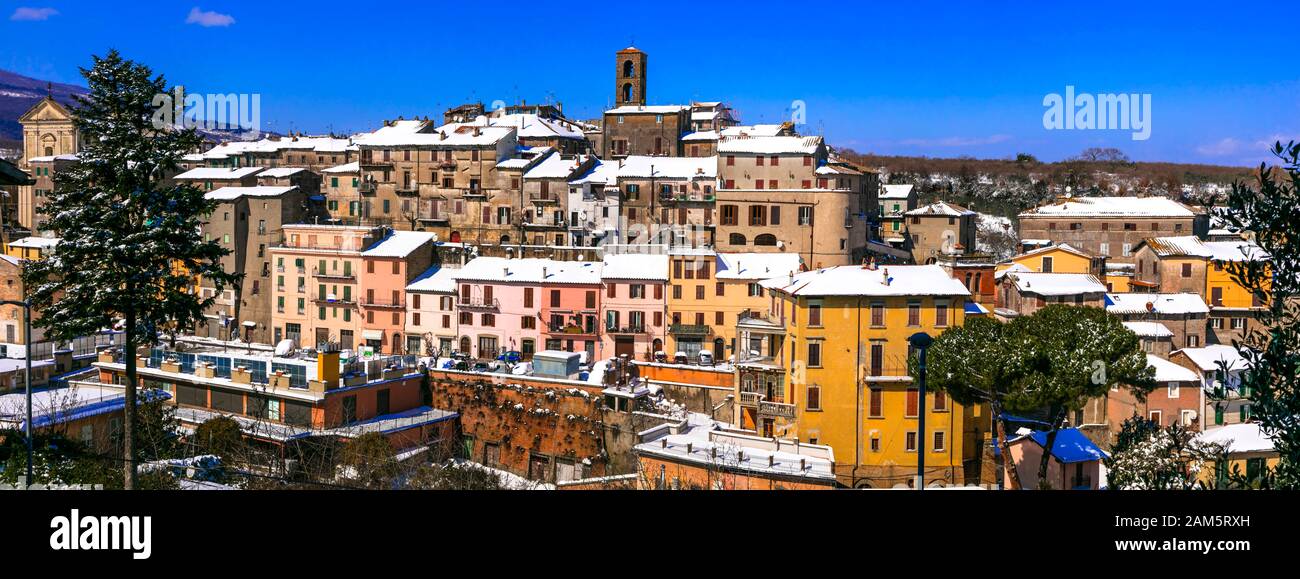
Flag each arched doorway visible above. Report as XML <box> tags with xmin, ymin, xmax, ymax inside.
<box><xmin>459</xmin><ymin>336</ymin><xmax>470</xmax><ymax>355</ymax></box>
<box><xmin>712</xmin><ymin>338</ymin><xmax>725</xmax><ymax>362</ymax></box>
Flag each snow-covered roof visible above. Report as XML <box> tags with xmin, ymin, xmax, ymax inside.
<box><xmin>715</xmin><ymin>252</ymin><xmax>803</xmax><ymax>281</ymax></box>
<box><xmin>762</xmin><ymin>264</ymin><xmax>971</xmax><ymax>298</ymax></box>
<box><xmin>7</xmin><ymin>236</ymin><xmax>60</xmax><ymax>249</ymax></box>
<box><xmin>605</xmin><ymin>104</ymin><xmax>689</xmax><ymax>115</ymax></box>
<box><xmin>600</xmin><ymin>254</ymin><xmax>668</xmax><ymax>281</ymax></box>
<box><xmin>681</xmin><ymin>130</ymin><xmax>718</xmax><ymax>142</ymax></box>
<box><xmin>256</xmin><ymin>167</ymin><xmax>307</xmax><ymax>178</ymax></box>
<box><xmin>524</xmin><ymin>153</ymin><xmax>592</xmax><ymax>180</ymax></box>
<box><xmin>353</xmin><ymin>119</ymin><xmax>515</xmax><ymax>148</ymax></box>
<box><xmin>634</xmin><ymin>414</ymin><xmax>836</xmax><ymax>482</ymax></box>
<box><xmin>204</xmin><ymin>185</ymin><xmax>298</xmax><ymax>201</ymax></box>
<box><xmin>1197</xmin><ymin>423</ymin><xmax>1275</xmax><ymax>454</ymax></box>
<box><xmin>453</xmin><ymin>257</ymin><xmax>602</xmax><ymax>285</ymax></box>
<box><xmin>321</xmin><ymin>161</ymin><xmax>359</xmax><ymax>174</ymax></box>
<box><xmin>406</xmin><ymin>264</ymin><xmax>459</xmax><ymax>293</ymax></box>
<box><xmin>1141</xmin><ymin>236</ymin><xmax>1268</xmax><ymax>261</ymax></box>
<box><xmin>717</xmin><ymin>135</ymin><xmax>822</xmax><ymax>155</ymax></box>
<box><xmin>1105</xmin><ymin>293</ymin><xmax>1209</xmax><ymax>315</ymax></box>
<box><xmin>26</xmin><ymin>154</ymin><xmax>79</xmax><ymax>163</ymax></box>
<box><xmin>905</xmin><ymin>201</ymin><xmax>975</xmax><ymax>217</ymax></box>
<box><xmin>880</xmin><ymin>183</ymin><xmax>914</xmax><ymax>199</ymax></box>
<box><xmin>481</xmin><ymin>113</ymin><xmax>585</xmax><ymax>140</ymax></box>
<box><xmin>1175</xmin><ymin>344</ymin><xmax>1249</xmax><ymax>373</ymax></box>
<box><xmin>1019</xmin><ymin>196</ymin><xmax>1199</xmax><ymax>218</ymax></box>
<box><xmin>1008</xmin><ymin>272</ymin><xmax>1108</xmax><ymax>296</ymax></box>
<box><xmin>0</xmin><ymin>383</ymin><xmax>164</xmax><ymax>431</ymax></box>
<box><xmin>720</xmin><ymin>124</ymin><xmax>787</xmax><ymax>138</ymax></box>
<box><xmin>174</xmin><ymin>166</ymin><xmax>264</xmax><ymax>180</ymax></box>
<box><xmin>1147</xmin><ymin>353</ymin><xmax>1198</xmax><ymax>382</ymax></box>
<box><xmin>569</xmin><ymin>160</ymin><xmax>619</xmax><ymax>186</ymax></box>
<box><xmin>616</xmin><ymin>155</ymin><xmax>716</xmax><ymax>179</ymax></box>
<box><xmin>361</xmin><ymin>231</ymin><xmax>435</xmax><ymax>258</ymax></box>
<box><xmin>1123</xmin><ymin>321</ymin><xmax>1174</xmax><ymax>338</ymax></box>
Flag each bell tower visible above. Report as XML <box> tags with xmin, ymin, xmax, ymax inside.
<box><xmin>615</xmin><ymin>47</ymin><xmax>647</xmax><ymax>107</ymax></box>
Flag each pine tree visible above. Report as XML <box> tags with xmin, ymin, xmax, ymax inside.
<box><xmin>1217</xmin><ymin>140</ymin><xmax>1300</xmax><ymax>488</ymax></box>
<box><xmin>20</xmin><ymin>51</ymin><xmax>237</xmax><ymax>489</ymax></box>
<box><xmin>918</xmin><ymin>305</ymin><xmax>1154</xmax><ymax>489</ymax></box>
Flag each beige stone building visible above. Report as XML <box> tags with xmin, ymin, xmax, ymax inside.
<box><xmin>877</xmin><ymin>183</ymin><xmax>918</xmax><ymax>244</ymax></box>
<box><xmin>197</xmin><ymin>186</ymin><xmax>327</xmax><ymax>343</ymax></box>
<box><xmin>996</xmin><ymin>272</ymin><xmax>1108</xmax><ymax>318</ymax></box>
<box><xmin>1017</xmin><ymin>196</ymin><xmax>1208</xmax><ymax>263</ymax></box>
<box><xmin>714</xmin><ymin>135</ymin><xmax>876</xmax><ymax>268</ymax></box>
<box><xmin>16</xmin><ymin>97</ymin><xmax>80</xmax><ymax>233</ymax></box>
<box><xmin>902</xmin><ymin>201</ymin><xmax>977</xmax><ymax>264</ymax></box>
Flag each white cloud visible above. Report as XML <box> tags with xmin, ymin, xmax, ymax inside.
<box><xmin>185</xmin><ymin>6</ymin><xmax>235</xmax><ymax>27</ymax></box>
<box><xmin>9</xmin><ymin>7</ymin><xmax>59</xmax><ymax>21</ymax></box>
<box><xmin>1195</xmin><ymin>137</ymin><xmax>1244</xmax><ymax>157</ymax></box>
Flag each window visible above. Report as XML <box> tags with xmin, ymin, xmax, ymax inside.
<box><xmin>905</xmin><ymin>431</ymin><xmax>918</xmax><ymax>453</ymax></box>
<box><xmin>908</xmin><ymin>303</ymin><xmax>921</xmax><ymax>326</ymax></box>
<box><xmin>798</xmin><ymin>206</ymin><xmax>813</xmax><ymax>225</ymax></box>
<box><xmin>550</xmin><ymin>290</ymin><xmax>561</xmax><ymax>308</ymax></box>
<box><xmin>721</xmin><ymin>205</ymin><xmax>739</xmax><ymax>226</ymax></box>
<box><xmin>905</xmin><ymin>388</ymin><xmax>919</xmax><ymax>417</ymax></box>
<box><xmin>808</xmin><ymin>303</ymin><xmax>822</xmax><ymax>326</ymax></box>
<box><xmin>749</xmin><ymin>205</ymin><xmax>767</xmax><ymax>226</ymax></box>
<box><xmin>1149</xmin><ymin>410</ymin><xmax>1163</xmax><ymax>425</ymax></box>
<box><xmin>1181</xmin><ymin>263</ymin><xmax>1192</xmax><ymax>278</ymax></box>
<box><xmin>933</xmin><ymin>431</ymin><xmax>946</xmax><ymax>452</ymax></box>
<box><xmin>807</xmin><ymin>384</ymin><xmax>821</xmax><ymax>410</ymax></box>
<box><xmin>807</xmin><ymin>342</ymin><xmax>822</xmax><ymax>367</ymax></box>
<box><xmin>935</xmin><ymin>304</ymin><xmax>948</xmax><ymax>327</ymax></box>
<box><xmin>869</xmin><ymin>388</ymin><xmax>883</xmax><ymax>417</ymax></box>
<box><xmin>933</xmin><ymin>390</ymin><xmax>948</xmax><ymax>411</ymax></box>
<box><xmin>870</xmin><ymin>303</ymin><xmax>885</xmax><ymax>327</ymax></box>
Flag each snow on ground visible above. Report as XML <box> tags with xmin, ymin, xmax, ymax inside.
<box><xmin>450</xmin><ymin>459</ymin><xmax>556</xmax><ymax>490</ymax></box>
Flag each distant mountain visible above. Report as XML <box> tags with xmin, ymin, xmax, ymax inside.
<box><xmin>0</xmin><ymin>69</ymin><xmax>87</xmax><ymax>143</ymax></box>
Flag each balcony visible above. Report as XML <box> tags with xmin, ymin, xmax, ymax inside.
<box><xmin>395</xmin><ymin>185</ymin><xmax>419</xmax><ymax>196</ymax></box>
<box><xmin>311</xmin><ymin>295</ymin><xmax>355</xmax><ymax>306</ymax></box>
<box><xmin>523</xmin><ymin>218</ymin><xmax>565</xmax><ymax>229</ymax></box>
<box><xmin>458</xmin><ymin>297</ymin><xmax>500</xmax><ymax>311</ymax></box>
<box><xmin>739</xmin><ymin>391</ymin><xmax>764</xmax><ymax>407</ymax></box>
<box><xmin>759</xmin><ymin>400</ymin><xmax>796</xmax><ymax>419</ymax></box>
<box><xmin>605</xmin><ymin>325</ymin><xmax>647</xmax><ymax>335</ymax></box>
<box><xmin>547</xmin><ymin>323</ymin><xmax>597</xmax><ymax>337</ymax></box>
<box><xmin>359</xmin><ymin>181</ymin><xmax>377</xmax><ymax>195</ymax></box>
<box><xmin>312</xmin><ymin>267</ymin><xmax>355</xmax><ymax>281</ymax></box>
<box><xmin>530</xmin><ymin>194</ymin><xmax>561</xmax><ymax>205</ymax></box>
<box><xmin>668</xmin><ymin>324</ymin><xmax>711</xmax><ymax>337</ymax></box>
<box><xmin>360</xmin><ymin>298</ymin><xmax>405</xmax><ymax>310</ymax></box>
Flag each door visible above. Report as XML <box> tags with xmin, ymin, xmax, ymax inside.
<box><xmin>315</xmin><ymin>328</ymin><xmax>330</xmax><ymax>348</ymax></box>
<box><xmin>615</xmin><ymin>336</ymin><xmax>635</xmax><ymax>359</ymax></box>
<box><xmin>340</xmin><ymin>329</ymin><xmax>354</xmax><ymax>350</ymax></box>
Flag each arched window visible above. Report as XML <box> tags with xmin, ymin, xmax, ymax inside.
<box><xmin>392</xmin><ymin>332</ymin><xmax>402</xmax><ymax>354</ymax></box>
<box><xmin>623</xmin><ymin>60</ymin><xmax>635</xmax><ymax>78</ymax></box>
<box><xmin>622</xmin><ymin>83</ymin><xmax>633</xmax><ymax>103</ymax></box>
<box><xmin>712</xmin><ymin>338</ymin><xmax>725</xmax><ymax>360</ymax></box>
<box><xmin>754</xmin><ymin>234</ymin><xmax>778</xmax><ymax>246</ymax></box>
<box><xmin>459</xmin><ymin>336</ymin><xmax>470</xmax><ymax>354</ymax></box>
<box><xmin>43</xmin><ymin>146</ymin><xmax>53</xmax><ymax>156</ymax></box>
<box><xmin>729</xmin><ymin>233</ymin><xmax>747</xmax><ymax>245</ymax></box>
<box><xmin>499</xmin><ymin>234</ymin><xmax>510</xmax><ymax>244</ymax></box>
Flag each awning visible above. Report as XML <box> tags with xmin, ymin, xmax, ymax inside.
<box><xmin>362</xmin><ymin>330</ymin><xmax>383</xmax><ymax>341</ymax></box>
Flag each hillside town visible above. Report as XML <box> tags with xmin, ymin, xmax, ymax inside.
<box><xmin>0</xmin><ymin>46</ymin><xmax>1281</xmax><ymax>492</ymax></box>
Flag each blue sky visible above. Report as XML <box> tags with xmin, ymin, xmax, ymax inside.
<box><xmin>2</xmin><ymin>0</ymin><xmax>1296</xmax><ymax>165</ymax></box>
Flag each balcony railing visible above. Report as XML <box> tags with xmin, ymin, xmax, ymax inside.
<box><xmin>547</xmin><ymin>323</ymin><xmax>597</xmax><ymax>336</ymax></box>
<box><xmin>360</xmin><ymin>298</ymin><xmax>405</xmax><ymax>309</ymax></box>
<box><xmin>312</xmin><ymin>267</ymin><xmax>355</xmax><ymax>281</ymax></box>
<box><xmin>458</xmin><ymin>297</ymin><xmax>500</xmax><ymax>311</ymax></box>
<box><xmin>739</xmin><ymin>391</ymin><xmax>764</xmax><ymax>407</ymax></box>
<box><xmin>668</xmin><ymin>324</ymin><xmax>711</xmax><ymax>336</ymax></box>
<box><xmin>530</xmin><ymin>194</ymin><xmax>561</xmax><ymax>205</ymax></box>
<box><xmin>605</xmin><ymin>325</ymin><xmax>647</xmax><ymax>335</ymax></box>
<box><xmin>759</xmin><ymin>400</ymin><xmax>796</xmax><ymax>419</ymax></box>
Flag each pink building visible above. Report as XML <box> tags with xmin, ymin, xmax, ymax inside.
<box><xmin>450</xmin><ymin>257</ymin><xmax>543</xmax><ymax>359</ymax></box>
<box><xmin>599</xmin><ymin>254</ymin><xmax>668</xmax><ymax>361</ymax></box>
<box><xmin>359</xmin><ymin>231</ymin><xmax>435</xmax><ymax>354</ymax></box>
<box><xmin>539</xmin><ymin>262</ymin><xmax>603</xmax><ymax>358</ymax></box>
<box><xmin>405</xmin><ymin>264</ymin><xmax>460</xmax><ymax>357</ymax></box>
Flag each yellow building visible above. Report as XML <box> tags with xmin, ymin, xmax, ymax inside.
<box><xmin>1134</xmin><ymin>235</ymin><xmax>1268</xmax><ymax>344</ymax></box>
<box><xmin>1196</xmin><ymin>423</ymin><xmax>1278</xmax><ymax>489</ymax></box>
<box><xmin>4</xmin><ymin>235</ymin><xmax>59</xmax><ymax>260</ymax></box>
<box><xmin>666</xmin><ymin>250</ymin><xmax>801</xmax><ymax>361</ymax></box>
<box><xmin>754</xmin><ymin>263</ymin><xmax>989</xmax><ymax>488</ymax></box>
<box><xmin>996</xmin><ymin>243</ymin><xmax>1102</xmax><ymax>276</ymax></box>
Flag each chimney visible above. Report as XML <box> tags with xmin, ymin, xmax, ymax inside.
<box><xmin>503</xmin><ymin>266</ymin><xmax>509</xmax><ymax>277</ymax></box>
<box><xmin>542</xmin><ymin>266</ymin><xmax>548</xmax><ymax>278</ymax></box>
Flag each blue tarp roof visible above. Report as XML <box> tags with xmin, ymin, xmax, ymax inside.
<box><xmin>964</xmin><ymin>301</ymin><xmax>989</xmax><ymax>315</ymax></box>
<box><xmin>1014</xmin><ymin>428</ymin><xmax>1109</xmax><ymax>464</ymax></box>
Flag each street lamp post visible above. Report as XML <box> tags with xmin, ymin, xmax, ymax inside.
<box><xmin>908</xmin><ymin>331</ymin><xmax>933</xmax><ymax>490</ymax></box>
<box><xmin>1</xmin><ymin>299</ymin><xmax>33</xmax><ymax>483</ymax></box>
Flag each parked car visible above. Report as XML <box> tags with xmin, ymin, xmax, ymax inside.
<box><xmin>497</xmin><ymin>350</ymin><xmax>523</xmax><ymax>364</ymax></box>
<box><xmin>698</xmin><ymin>350</ymin><xmax>714</xmax><ymax>366</ymax></box>
<box><xmin>673</xmin><ymin>351</ymin><xmax>688</xmax><ymax>365</ymax></box>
